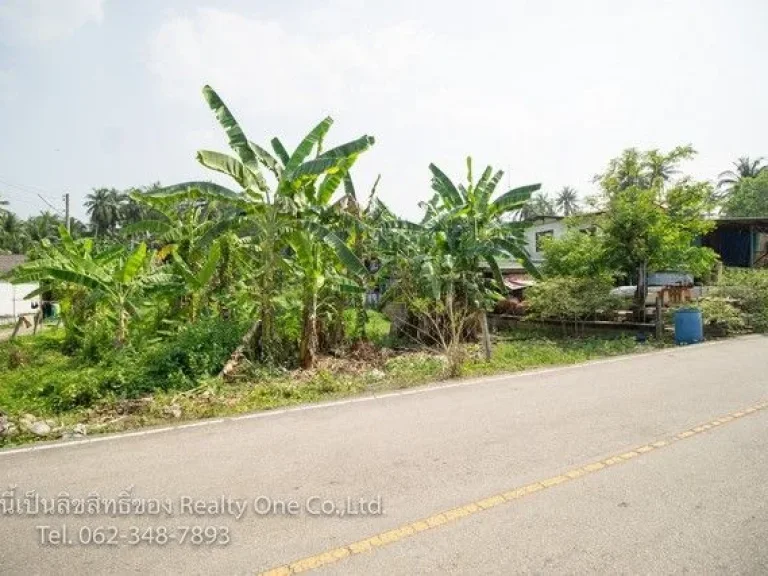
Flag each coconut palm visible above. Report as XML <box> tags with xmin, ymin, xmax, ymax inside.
<box><xmin>85</xmin><ymin>188</ymin><xmax>124</xmax><ymax>236</ymax></box>
<box><xmin>26</xmin><ymin>211</ymin><xmax>61</xmax><ymax>242</ymax></box>
<box><xmin>718</xmin><ymin>156</ymin><xmax>766</xmax><ymax>195</ymax></box>
<box><xmin>555</xmin><ymin>186</ymin><xmax>579</xmax><ymax>216</ymax></box>
<box><xmin>0</xmin><ymin>212</ymin><xmax>29</xmax><ymax>253</ymax></box>
<box><xmin>519</xmin><ymin>191</ymin><xmax>556</xmax><ymax>220</ymax></box>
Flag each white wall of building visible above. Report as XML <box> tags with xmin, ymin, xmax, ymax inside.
<box><xmin>0</xmin><ymin>282</ymin><xmax>40</xmax><ymax>321</ymax></box>
<box><xmin>523</xmin><ymin>218</ymin><xmax>569</xmax><ymax>265</ymax></box>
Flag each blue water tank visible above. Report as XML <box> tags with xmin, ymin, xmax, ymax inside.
<box><xmin>674</xmin><ymin>308</ymin><xmax>704</xmax><ymax>345</ymax></box>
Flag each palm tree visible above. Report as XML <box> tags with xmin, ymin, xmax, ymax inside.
<box><xmin>0</xmin><ymin>212</ymin><xmax>29</xmax><ymax>253</ymax></box>
<box><xmin>26</xmin><ymin>211</ymin><xmax>61</xmax><ymax>242</ymax></box>
<box><xmin>85</xmin><ymin>188</ymin><xmax>123</xmax><ymax>236</ymax></box>
<box><xmin>718</xmin><ymin>156</ymin><xmax>766</xmax><ymax>195</ymax></box>
<box><xmin>555</xmin><ymin>186</ymin><xmax>579</xmax><ymax>216</ymax></box>
<box><xmin>519</xmin><ymin>191</ymin><xmax>556</xmax><ymax>220</ymax></box>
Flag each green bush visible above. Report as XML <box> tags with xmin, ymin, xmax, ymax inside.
<box><xmin>698</xmin><ymin>297</ymin><xmax>747</xmax><ymax>336</ymax></box>
<box><xmin>526</xmin><ymin>276</ymin><xmax>623</xmax><ymax>324</ymax></box>
<box><xmin>712</xmin><ymin>268</ymin><xmax>768</xmax><ymax>331</ymax></box>
<box><xmin>134</xmin><ymin>316</ymin><xmax>247</xmax><ymax>394</ymax></box>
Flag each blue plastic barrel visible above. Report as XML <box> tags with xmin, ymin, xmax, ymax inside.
<box><xmin>674</xmin><ymin>307</ymin><xmax>704</xmax><ymax>345</ymax></box>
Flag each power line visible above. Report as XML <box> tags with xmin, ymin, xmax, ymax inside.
<box><xmin>36</xmin><ymin>193</ymin><xmax>64</xmax><ymax>215</ymax></box>
<box><xmin>0</xmin><ymin>176</ymin><xmax>59</xmax><ymax>199</ymax></box>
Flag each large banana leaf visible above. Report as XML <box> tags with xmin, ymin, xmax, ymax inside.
<box><xmin>32</xmin><ymin>266</ymin><xmax>107</xmax><ymax>292</ymax></box>
<box><xmin>195</xmin><ymin>241</ymin><xmax>222</xmax><ymax>287</ymax></box>
<box><xmin>94</xmin><ymin>245</ymin><xmax>126</xmax><ymax>266</ymax></box>
<box><xmin>202</xmin><ymin>86</ymin><xmax>258</xmax><ymax>169</ymax></box>
<box><xmin>477</xmin><ymin>169</ymin><xmax>504</xmax><ymax>208</ymax></box>
<box><xmin>121</xmin><ymin>219</ymin><xmax>173</xmax><ymax>238</ymax></box>
<box><xmin>271</xmin><ymin>138</ymin><xmax>290</xmax><ymax>166</ymax></box>
<box><xmin>316</xmin><ymin>135</ymin><xmax>375</xmax><ymax>162</ymax></box>
<box><xmin>493</xmin><ymin>238</ymin><xmax>541</xmax><ymax>279</ymax></box>
<box><xmin>290</xmin><ymin>135</ymin><xmax>375</xmax><ymax>180</ymax></box>
<box><xmin>196</xmin><ymin>150</ymin><xmax>249</xmax><ymax>189</ymax></box>
<box><xmin>145</xmin><ymin>182</ymin><xmax>247</xmax><ymax>208</ymax></box>
<box><xmin>284</xmin><ymin>117</ymin><xmax>333</xmax><ymax>176</ymax></box>
<box><xmin>317</xmin><ymin>156</ymin><xmax>357</xmax><ymax>205</ymax></box>
<box><xmin>316</xmin><ymin>226</ymin><xmax>367</xmax><ymax>277</ymax></box>
<box><xmin>58</xmin><ymin>225</ymin><xmax>76</xmax><ymax>254</ymax></box>
<box><xmin>171</xmin><ymin>250</ymin><xmax>197</xmax><ymax>286</ymax></box>
<box><xmin>117</xmin><ymin>243</ymin><xmax>148</xmax><ymax>284</ymax></box>
<box><xmin>249</xmin><ymin>141</ymin><xmax>281</xmax><ymax>177</ymax></box>
<box><xmin>483</xmin><ymin>255</ymin><xmax>506</xmax><ymax>294</ymax></box>
<box><xmin>491</xmin><ymin>184</ymin><xmax>541</xmax><ymax>214</ymax></box>
<box><xmin>429</xmin><ymin>164</ymin><xmax>463</xmax><ymax>208</ymax></box>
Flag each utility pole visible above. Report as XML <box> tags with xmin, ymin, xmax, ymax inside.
<box><xmin>63</xmin><ymin>192</ymin><xmax>70</xmax><ymax>232</ymax></box>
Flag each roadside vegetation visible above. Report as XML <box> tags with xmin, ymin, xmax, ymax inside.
<box><xmin>0</xmin><ymin>87</ymin><xmax>766</xmax><ymax>447</ymax></box>
<box><xmin>0</xmin><ymin>319</ymin><xmax>649</xmax><ymax>446</ymax></box>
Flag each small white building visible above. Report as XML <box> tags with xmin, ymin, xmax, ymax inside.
<box><xmin>497</xmin><ymin>215</ymin><xmax>598</xmax><ymax>273</ymax></box>
<box><xmin>0</xmin><ymin>255</ymin><xmax>40</xmax><ymax>324</ymax></box>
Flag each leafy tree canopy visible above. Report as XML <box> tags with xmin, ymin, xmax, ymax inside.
<box><xmin>721</xmin><ymin>171</ymin><xmax>768</xmax><ymax>217</ymax></box>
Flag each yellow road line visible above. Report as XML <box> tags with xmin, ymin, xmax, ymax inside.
<box><xmin>259</xmin><ymin>399</ymin><xmax>768</xmax><ymax>575</ymax></box>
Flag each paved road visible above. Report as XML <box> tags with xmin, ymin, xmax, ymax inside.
<box><xmin>1</xmin><ymin>336</ymin><xmax>767</xmax><ymax>574</ymax></box>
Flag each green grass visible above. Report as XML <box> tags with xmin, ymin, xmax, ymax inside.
<box><xmin>0</xmin><ymin>323</ymin><xmax>658</xmax><ymax>447</ymax></box>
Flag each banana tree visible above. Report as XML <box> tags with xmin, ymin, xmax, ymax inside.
<box><xmin>12</xmin><ymin>228</ymin><xmax>170</xmax><ymax>345</ymax></box>
<box><xmin>152</xmin><ymin>85</ymin><xmax>373</xmax><ymax>367</ymax></box>
<box><xmin>424</xmin><ymin>157</ymin><xmax>541</xmax><ymax>300</ymax></box>
<box><xmin>122</xmin><ymin>192</ymin><xmax>242</xmax><ymax>319</ymax></box>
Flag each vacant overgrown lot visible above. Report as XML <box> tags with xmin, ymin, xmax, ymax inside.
<box><xmin>0</xmin><ymin>320</ymin><xmax>649</xmax><ymax>447</ymax></box>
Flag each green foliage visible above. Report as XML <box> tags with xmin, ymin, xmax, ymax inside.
<box><xmin>721</xmin><ymin>171</ymin><xmax>768</xmax><ymax>217</ymax></box>
<box><xmin>697</xmin><ymin>297</ymin><xmax>747</xmax><ymax>336</ymax></box>
<box><xmin>0</xmin><ymin>318</ymin><xmax>247</xmax><ymax>415</ymax></box>
<box><xmin>136</xmin><ymin>317</ymin><xmax>248</xmax><ymax>393</ymax></box>
<box><xmin>541</xmin><ymin>227</ymin><xmax>613</xmax><ymax>278</ymax></box>
<box><xmin>525</xmin><ymin>276</ymin><xmax>623</xmax><ymax>323</ymax></box>
<box><xmin>711</xmin><ymin>268</ymin><xmax>768</xmax><ymax>331</ymax></box>
<box><xmin>718</xmin><ymin>156</ymin><xmax>766</xmax><ymax>196</ymax></box>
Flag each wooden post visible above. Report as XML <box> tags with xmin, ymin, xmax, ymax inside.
<box><xmin>33</xmin><ymin>310</ymin><xmax>42</xmax><ymax>335</ymax></box>
<box><xmin>10</xmin><ymin>316</ymin><xmax>25</xmax><ymax>340</ymax></box>
<box><xmin>655</xmin><ymin>294</ymin><xmax>663</xmax><ymax>340</ymax></box>
<box><xmin>480</xmin><ymin>312</ymin><xmax>492</xmax><ymax>361</ymax></box>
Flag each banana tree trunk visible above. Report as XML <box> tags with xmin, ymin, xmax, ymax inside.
<box><xmin>299</xmin><ymin>284</ymin><xmax>318</xmax><ymax>369</ymax></box>
<box><xmin>115</xmin><ymin>306</ymin><xmax>127</xmax><ymax>347</ymax></box>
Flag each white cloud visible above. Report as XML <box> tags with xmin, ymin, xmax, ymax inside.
<box><xmin>148</xmin><ymin>9</ymin><xmax>448</xmax><ymax>114</ymax></box>
<box><xmin>146</xmin><ymin>7</ymin><xmax>512</xmax><ymax>217</ymax></box>
<box><xmin>0</xmin><ymin>69</ymin><xmax>16</xmax><ymax>102</ymax></box>
<box><xmin>145</xmin><ymin>2</ymin><xmax>768</xmax><ymax>220</ymax></box>
<box><xmin>0</xmin><ymin>0</ymin><xmax>104</xmax><ymax>45</ymax></box>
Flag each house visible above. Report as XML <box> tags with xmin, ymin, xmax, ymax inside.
<box><xmin>496</xmin><ymin>215</ymin><xmax>599</xmax><ymax>273</ymax></box>
<box><xmin>501</xmin><ymin>215</ymin><xmax>768</xmax><ymax>275</ymax></box>
<box><xmin>0</xmin><ymin>255</ymin><xmax>39</xmax><ymax>323</ymax></box>
<box><xmin>701</xmin><ymin>217</ymin><xmax>768</xmax><ymax>268</ymax></box>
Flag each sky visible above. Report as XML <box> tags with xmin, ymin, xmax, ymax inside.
<box><xmin>0</xmin><ymin>0</ymin><xmax>766</xmax><ymax>222</ymax></box>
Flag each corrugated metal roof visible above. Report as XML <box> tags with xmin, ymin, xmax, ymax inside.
<box><xmin>0</xmin><ymin>254</ymin><xmax>26</xmax><ymax>274</ymax></box>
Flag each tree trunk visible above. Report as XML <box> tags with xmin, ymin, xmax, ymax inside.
<box><xmin>299</xmin><ymin>285</ymin><xmax>318</xmax><ymax>369</ymax></box>
<box><xmin>479</xmin><ymin>311</ymin><xmax>492</xmax><ymax>361</ymax></box>
<box><xmin>634</xmin><ymin>261</ymin><xmax>648</xmax><ymax>322</ymax></box>
<box><xmin>219</xmin><ymin>319</ymin><xmax>261</xmax><ymax>379</ymax></box>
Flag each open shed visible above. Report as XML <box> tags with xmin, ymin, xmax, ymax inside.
<box><xmin>701</xmin><ymin>217</ymin><xmax>768</xmax><ymax>268</ymax></box>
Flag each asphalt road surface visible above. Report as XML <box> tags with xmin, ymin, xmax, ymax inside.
<box><xmin>1</xmin><ymin>336</ymin><xmax>767</xmax><ymax>575</ymax></box>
